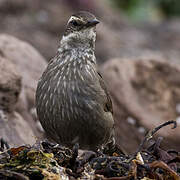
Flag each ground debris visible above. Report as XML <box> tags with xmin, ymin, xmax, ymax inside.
<box><xmin>0</xmin><ymin>121</ymin><xmax>179</xmax><ymax>179</ymax></box>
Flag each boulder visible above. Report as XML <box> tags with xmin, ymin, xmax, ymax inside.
<box><xmin>0</xmin><ymin>34</ymin><xmax>47</xmax><ymax>110</ymax></box>
<box><xmin>101</xmin><ymin>56</ymin><xmax>180</xmax><ymax>153</ymax></box>
<box><xmin>0</xmin><ymin>34</ymin><xmax>47</xmax><ymax>146</ymax></box>
<box><xmin>0</xmin><ymin>55</ymin><xmax>21</xmax><ymax>112</ymax></box>
<box><xmin>0</xmin><ymin>54</ymin><xmax>36</xmax><ymax>146</ymax></box>
<box><xmin>0</xmin><ymin>110</ymin><xmax>36</xmax><ymax>147</ymax></box>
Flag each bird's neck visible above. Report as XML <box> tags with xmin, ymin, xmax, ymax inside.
<box><xmin>58</xmin><ymin>36</ymin><xmax>96</xmax><ymax>63</ymax></box>
<box><xmin>59</xmin><ymin>32</ymin><xmax>96</xmax><ymax>50</ymax></box>
<box><xmin>57</xmin><ymin>43</ymin><xmax>96</xmax><ymax>66</ymax></box>
<box><xmin>58</xmin><ymin>47</ymin><xmax>96</xmax><ymax>64</ymax></box>
<box><xmin>59</xmin><ymin>43</ymin><xmax>95</xmax><ymax>53</ymax></box>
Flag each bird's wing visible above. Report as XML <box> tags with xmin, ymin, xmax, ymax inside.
<box><xmin>98</xmin><ymin>72</ymin><xmax>113</xmax><ymax>114</ymax></box>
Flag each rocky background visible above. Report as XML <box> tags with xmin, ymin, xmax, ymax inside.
<box><xmin>0</xmin><ymin>0</ymin><xmax>180</xmax><ymax>153</ymax></box>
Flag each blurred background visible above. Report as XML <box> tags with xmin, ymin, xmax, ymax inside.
<box><xmin>0</xmin><ymin>0</ymin><xmax>180</xmax><ymax>153</ymax></box>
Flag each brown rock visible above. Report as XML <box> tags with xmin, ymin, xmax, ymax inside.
<box><xmin>0</xmin><ymin>34</ymin><xmax>47</xmax><ymax>110</ymax></box>
<box><xmin>0</xmin><ymin>0</ymin><xmax>28</xmax><ymax>14</ymax></box>
<box><xmin>0</xmin><ymin>55</ymin><xmax>36</xmax><ymax>146</ymax></box>
<box><xmin>101</xmin><ymin>56</ymin><xmax>180</xmax><ymax>153</ymax></box>
<box><xmin>0</xmin><ymin>34</ymin><xmax>47</xmax><ymax>146</ymax></box>
<box><xmin>0</xmin><ymin>110</ymin><xmax>35</xmax><ymax>147</ymax></box>
<box><xmin>0</xmin><ymin>55</ymin><xmax>21</xmax><ymax>112</ymax></box>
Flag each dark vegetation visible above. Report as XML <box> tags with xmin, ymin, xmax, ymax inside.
<box><xmin>0</xmin><ymin>121</ymin><xmax>179</xmax><ymax>179</ymax></box>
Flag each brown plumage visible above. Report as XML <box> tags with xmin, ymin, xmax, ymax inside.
<box><xmin>36</xmin><ymin>11</ymin><xmax>114</xmax><ymax>150</ymax></box>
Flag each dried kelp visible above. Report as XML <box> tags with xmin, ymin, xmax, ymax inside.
<box><xmin>0</xmin><ymin>121</ymin><xmax>179</xmax><ymax>179</ymax></box>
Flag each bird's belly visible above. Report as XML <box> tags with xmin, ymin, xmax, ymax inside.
<box><xmin>52</xmin><ymin>91</ymin><xmax>114</xmax><ymax>150</ymax></box>
<box><xmin>37</xmin><ymin>76</ymin><xmax>114</xmax><ymax>150</ymax></box>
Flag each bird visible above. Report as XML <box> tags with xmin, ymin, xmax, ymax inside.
<box><xmin>36</xmin><ymin>11</ymin><xmax>115</xmax><ymax>151</ymax></box>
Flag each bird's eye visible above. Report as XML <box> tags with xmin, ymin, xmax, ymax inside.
<box><xmin>71</xmin><ymin>20</ymin><xmax>80</xmax><ymax>26</ymax></box>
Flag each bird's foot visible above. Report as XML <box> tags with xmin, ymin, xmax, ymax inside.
<box><xmin>68</xmin><ymin>143</ymin><xmax>79</xmax><ymax>171</ymax></box>
<box><xmin>103</xmin><ymin>140</ymin><xmax>126</xmax><ymax>156</ymax></box>
<box><xmin>0</xmin><ymin>138</ymin><xmax>9</xmax><ymax>152</ymax></box>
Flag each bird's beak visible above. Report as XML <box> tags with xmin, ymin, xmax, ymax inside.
<box><xmin>86</xmin><ymin>19</ymin><xmax>100</xmax><ymax>27</ymax></box>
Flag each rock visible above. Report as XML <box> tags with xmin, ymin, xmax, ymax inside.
<box><xmin>0</xmin><ymin>55</ymin><xmax>21</xmax><ymax>112</ymax></box>
<box><xmin>101</xmin><ymin>56</ymin><xmax>180</xmax><ymax>153</ymax></box>
<box><xmin>0</xmin><ymin>34</ymin><xmax>47</xmax><ymax>146</ymax></box>
<box><xmin>0</xmin><ymin>34</ymin><xmax>47</xmax><ymax>110</ymax></box>
<box><xmin>0</xmin><ymin>110</ymin><xmax>36</xmax><ymax>147</ymax></box>
<box><xmin>0</xmin><ymin>54</ymin><xmax>36</xmax><ymax>146</ymax></box>
<box><xmin>0</xmin><ymin>0</ymin><xmax>28</xmax><ymax>14</ymax></box>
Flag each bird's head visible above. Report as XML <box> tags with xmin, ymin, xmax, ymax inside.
<box><xmin>60</xmin><ymin>11</ymin><xmax>100</xmax><ymax>49</ymax></box>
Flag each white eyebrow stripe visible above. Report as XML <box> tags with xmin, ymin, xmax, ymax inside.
<box><xmin>68</xmin><ymin>16</ymin><xmax>80</xmax><ymax>23</ymax></box>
